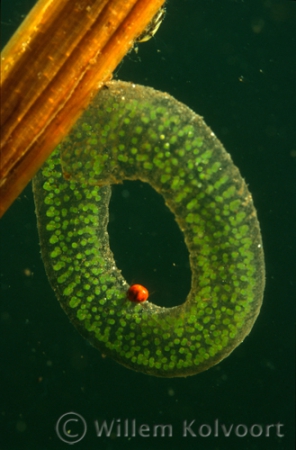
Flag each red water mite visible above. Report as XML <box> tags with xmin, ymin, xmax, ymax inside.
<box><xmin>127</xmin><ymin>284</ymin><xmax>149</xmax><ymax>303</ymax></box>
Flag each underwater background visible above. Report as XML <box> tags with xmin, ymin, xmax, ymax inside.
<box><xmin>1</xmin><ymin>0</ymin><xmax>295</xmax><ymax>448</ymax></box>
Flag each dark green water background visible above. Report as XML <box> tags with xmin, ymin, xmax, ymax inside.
<box><xmin>1</xmin><ymin>0</ymin><xmax>295</xmax><ymax>449</ymax></box>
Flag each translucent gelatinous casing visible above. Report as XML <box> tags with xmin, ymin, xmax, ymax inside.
<box><xmin>33</xmin><ymin>81</ymin><xmax>265</xmax><ymax>377</ymax></box>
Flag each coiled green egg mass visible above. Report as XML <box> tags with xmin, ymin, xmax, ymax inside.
<box><xmin>33</xmin><ymin>81</ymin><xmax>265</xmax><ymax>377</ymax></box>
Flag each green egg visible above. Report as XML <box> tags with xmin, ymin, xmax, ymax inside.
<box><xmin>33</xmin><ymin>81</ymin><xmax>265</xmax><ymax>377</ymax></box>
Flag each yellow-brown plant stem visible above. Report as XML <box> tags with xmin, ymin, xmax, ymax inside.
<box><xmin>0</xmin><ymin>0</ymin><xmax>166</xmax><ymax>217</ymax></box>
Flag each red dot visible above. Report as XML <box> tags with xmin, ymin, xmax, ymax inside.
<box><xmin>127</xmin><ymin>284</ymin><xmax>149</xmax><ymax>303</ymax></box>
